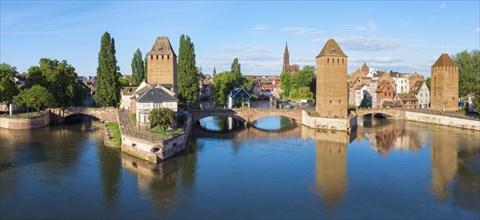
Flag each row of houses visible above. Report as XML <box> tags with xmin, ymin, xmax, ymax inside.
<box><xmin>348</xmin><ymin>63</ymin><xmax>430</xmax><ymax>109</ymax></box>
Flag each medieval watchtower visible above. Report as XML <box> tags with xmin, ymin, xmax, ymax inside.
<box><xmin>431</xmin><ymin>53</ymin><xmax>458</xmax><ymax>112</ymax></box>
<box><xmin>315</xmin><ymin>39</ymin><xmax>348</xmax><ymax>118</ymax></box>
<box><xmin>147</xmin><ymin>36</ymin><xmax>177</xmax><ymax>93</ymax></box>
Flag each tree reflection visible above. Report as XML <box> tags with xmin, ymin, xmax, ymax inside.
<box><xmin>98</xmin><ymin>145</ymin><xmax>121</xmax><ymax>209</ymax></box>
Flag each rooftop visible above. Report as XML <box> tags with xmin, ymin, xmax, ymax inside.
<box><xmin>432</xmin><ymin>53</ymin><xmax>457</xmax><ymax>68</ymax></box>
<box><xmin>316</xmin><ymin>39</ymin><xmax>347</xmax><ymax>58</ymax></box>
<box><xmin>147</xmin><ymin>36</ymin><xmax>176</xmax><ymax>56</ymax></box>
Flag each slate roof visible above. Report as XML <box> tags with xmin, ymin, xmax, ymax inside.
<box><xmin>316</xmin><ymin>39</ymin><xmax>347</xmax><ymax>57</ymax></box>
<box><xmin>148</xmin><ymin>36</ymin><xmax>176</xmax><ymax>56</ymax></box>
<box><xmin>396</xmin><ymin>93</ymin><xmax>418</xmax><ymax>102</ymax></box>
<box><xmin>137</xmin><ymin>87</ymin><xmax>178</xmax><ymax>103</ymax></box>
<box><xmin>409</xmin><ymin>81</ymin><xmax>424</xmax><ymax>95</ymax></box>
<box><xmin>432</xmin><ymin>53</ymin><xmax>457</xmax><ymax>67</ymax></box>
<box><xmin>229</xmin><ymin>88</ymin><xmax>252</xmax><ymax>98</ymax></box>
<box><xmin>121</xmin><ymin>86</ymin><xmax>138</xmax><ymax>96</ymax></box>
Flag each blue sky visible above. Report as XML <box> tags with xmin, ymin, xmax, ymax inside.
<box><xmin>1</xmin><ymin>1</ymin><xmax>479</xmax><ymax>77</ymax></box>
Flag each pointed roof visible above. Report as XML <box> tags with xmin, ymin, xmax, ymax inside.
<box><xmin>361</xmin><ymin>62</ymin><xmax>369</xmax><ymax>73</ymax></box>
<box><xmin>148</xmin><ymin>36</ymin><xmax>176</xmax><ymax>56</ymax></box>
<box><xmin>432</xmin><ymin>53</ymin><xmax>457</xmax><ymax>67</ymax></box>
<box><xmin>284</xmin><ymin>41</ymin><xmax>289</xmax><ymax>54</ymax></box>
<box><xmin>316</xmin><ymin>39</ymin><xmax>347</xmax><ymax>58</ymax></box>
<box><xmin>213</xmin><ymin>66</ymin><xmax>217</xmax><ymax>75</ymax></box>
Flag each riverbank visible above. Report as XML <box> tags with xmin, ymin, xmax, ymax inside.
<box><xmin>405</xmin><ymin>110</ymin><xmax>480</xmax><ymax>131</ymax></box>
<box><xmin>0</xmin><ymin>112</ymin><xmax>50</xmax><ymax>129</ymax></box>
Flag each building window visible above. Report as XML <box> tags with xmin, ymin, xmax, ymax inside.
<box><xmin>151</xmin><ymin>55</ymin><xmax>153</xmax><ymax>59</ymax></box>
<box><xmin>167</xmin><ymin>55</ymin><xmax>169</xmax><ymax>59</ymax></box>
<box><xmin>337</xmin><ymin>58</ymin><xmax>339</xmax><ymax>64</ymax></box>
<box><xmin>162</xmin><ymin>55</ymin><xmax>164</xmax><ymax>59</ymax></box>
<box><xmin>327</xmin><ymin>58</ymin><xmax>329</xmax><ymax>63</ymax></box>
<box><xmin>338</xmin><ymin>99</ymin><xmax>341</xmax><ymax>103</ymax></box>
<box><xmin>330</xmin><ymin>100</ymin><xmax>332</xmax><ymax>103</ymax></box>
<box><xmin>156</xmin><ymin>55</ymin><xmax>158</xmax><ymax>59</ymax></box>
<box><xmin>342</xmin><ymin>59</ymin><xmax>344</xmax><ymax>64</ymax></box>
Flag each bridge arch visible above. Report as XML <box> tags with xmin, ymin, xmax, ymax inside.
<box><xmin>50</xmin><ymin>107</ymin><xmax>118</xmax><ymax>123</ymax></box>
<box><xmin>189</xmin><ymin>108</ymin><xmax>302</xmax><ymax>125</ymax></box>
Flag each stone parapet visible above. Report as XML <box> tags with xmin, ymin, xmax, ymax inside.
<box><xmin>405</xmin><ymin>111</ymin><xmax>480</xmax><ymax>131</ymax></box>
<box><xmin>0</xmin><ymin>113</ymin><xmax>50</xmax><ymax>129</ymax></box>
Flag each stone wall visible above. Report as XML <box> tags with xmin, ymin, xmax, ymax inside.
<box><xmin>405</xmin><ymin>111</ymin><xmax>480</xmax><ymax>131</ymax></box>
<box><xmin>0</xmin><ymin>113</ymin><xmax>50</xmax><ymax>129</ymax></box>
<box><xmin>301</xmin><ymin>110</ymin><xmax>357</xmax><ymax>132</ymax></box>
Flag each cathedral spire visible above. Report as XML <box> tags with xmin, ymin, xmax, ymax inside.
<box><xmin>283</xmin><ymin>41</ymin><xmax>290</xmax><ymax>73</ymax></box>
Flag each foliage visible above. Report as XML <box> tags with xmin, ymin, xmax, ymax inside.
<box><xmin>0</xmin><ymin>63</ymin><xmax>19</xmax><ymax>105</ymax></box>
<box><xmin>425</xmin><ymin>77</ymin><xmax>431</xmax><ymax>90</ymax></box>
<box><xmin>94</xmin><ymin>32</ymin><xmax>120</xmax><ymax>107</ymax></box>
<box><xmin>14</xmin><ymin>85</ymin><xmax>56</xmax><ymax>112</ymax></box>
<box><xmin>212</xmin><ymin>58</ymin><xmax>253</xmax><ymax>106</ymax></box>
<box><xmin>130</xmin><ymin>113</ymin><xmax>136</xmax><ymax>127</ymax></box>
<box><xmin>119</xmin><ymin>77</ymin><xmax>130</xmax><ymax>87</ymax></box>
<box><xmin>25</xmin><ymin>58</ymin><xmax>84</xmax><ymax>107</ymax></box>
<box><xmin>131</xmin><ymin>49</ymin><xmax>145</xmax><ymax>85</ymax></box>
<box><xmin>106</xmin><ymin>122</ymin><xmax>121</xmax><ymax>146</ymax></box>
<box><xmin>280</xmin><ymin>66</ymin><xmax>316</xmax><ymax>103</ymax></box>
<box><xmin>150</xmin><ymin>127</ymin><xmax>183</xmax><ymax>136</ymax></box>
<box><xmin>148</xmin><ymin>108</ymin><xmax>176</xmax><ymax>130</ymax></box>
<box><xmin>452</xmin><ymin>50</ymin><xmax>480</xmax><ymax>108</ymax></box>
<box><xmin>177</xmin><ymin>34</ymin><xmax>200</xmax><ymax>105</ymax></box>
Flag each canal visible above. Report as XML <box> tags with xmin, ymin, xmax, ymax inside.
<box><xmin>0</xmin><ymin>116</ymin><xmax>479</xmax><ymax>219</ymax></box>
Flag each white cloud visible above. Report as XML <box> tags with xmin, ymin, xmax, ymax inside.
<box><xmin>439</xmin><ymin>3</ymin><xmax>446</xmax><ymax>9</ymax></box>
<box><xmin>350</xmin><ymin>57</ymin><xmax>403</xmax><ymax>64</ymax></box>
<box><xmin>281</xmin><ymin>26</ymin><xmax>322</xmax><ymax>35</ymax></box>
<box><xmin>355</xmin><ymin>20</ymin><xmax>377</xmax><ymax>32</ymax></box>
<box><xmin>312</xmin><ymin>37</ymin><xmax>402</xmax><ymax>51</ymax></box>
<box><xmin>400</xmin><ymin>20</ymin><xmax>411</xmax><ymax>31</ymax></box>
<box><xmin>477</xmin><ymin>27</ymin><xmax>480</xmax><ymax>33</ymax></box>
<box><xmin>251</xmin><ymin>24</ymin><xmax>271</xmax><ymax>32</ymax></box>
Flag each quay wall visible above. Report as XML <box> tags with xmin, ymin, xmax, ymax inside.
<box><xmin>405</xmin><ymin>111</ymin><xmax>480</xmax><ymax>131</ymax></box>
<box><xmin>0</xmin><ymin>113</ymin><xmax>50</xmax><ymax>129</ymax></box>
<box><xmin>301</xmin><ymin>110</ymin><xmax>357</xmax><ymax>132</ymax></box>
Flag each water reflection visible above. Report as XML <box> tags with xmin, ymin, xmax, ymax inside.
<box><xmin>253</xmin><ymin>116</ymin><xmax>295</xmax><ymax>131</ymax></box>
<box><xmin>199</xmin><ymin>116</ymin><xmax>243</xmax><ymax>131</ymax></box>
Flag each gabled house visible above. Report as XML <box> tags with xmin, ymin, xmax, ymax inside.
<box><xmin>409</xmin><ymin>81</ymin><xmax>430</xmax><ymax>109</ymax></box>
<box><xmin>227</xmin><ymin>88</ymin><xmax>251</xmax><ymax>109</ymax></box>
<box><xmin>376</xmin><ymin>80</ymin><xmax>395</xmax><ymax>109</ymax></box>
<box><xmin>136</xmin><ymin>85</ymin><xmax>178</xmax><ymax>127</ymax></box>
<box><xmin>393</xmin><ymin>93</ymin><xmax>419</xmax><ymax>109</ymax></box>
<box><xmin>120</xmin><ymin>86</ymin><xmax>138</xmax><ymax>110</ymax></box>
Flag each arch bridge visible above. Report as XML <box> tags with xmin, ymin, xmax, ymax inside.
<box><xmin>50</xmin><ymin>107</ymin><xmax>118</xmax><ymax>123</ymax></box>
<box><xmin>189</xmin><ymin>108</ymin><xmax>302</xmax><ymax>125</ymax></box>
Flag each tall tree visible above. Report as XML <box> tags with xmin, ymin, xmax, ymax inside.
<box><xmin>94</xmin><ymin>32</ymin><xmax>120</xmax><ymax>107</ymax></box>
<box><xmin>131</xmin><ymin>49</ymin><xmax>145</xmax><ymax>85</ymax></box>
<box><xmin>14</xmin><ymin>85</ymin><xmax>56</xmax><ymax>113</ymax></box>
<box><xmin>212</xmin><ymin>59</ymin><xmax>253</xmax><ymax>106</ymax></box>
<box><xmin>452</xmin><ymin>50</ymin><xmax>480</xmax><ymax>107</ymax></box>
<box><xmin>231</xmin><ymin>58</ymin><xmax>242</xmax><ymax>85</ymax></box>
<box><xmin>425</xmin><ymin>77</ymin><xmax>431</xmax><ymax>90</ymax></box>
<box><xmin>0</xmin><ymin>63</ymin><xmax>19</xmax><ymax>107</ymax></box>
<box><xmin>24</xmin><ymin>58</ymin><xmax>84</xmax><ymax>107</ymax></box>
<box><xmin>280</xmin><ymin>72</ymin><xmax>292</xmax><ymax>98</ymax></box>
<box><xmin>177</xmin><ymin>35</ymin><xmax>199</xmax><ymax>105</ymax></box>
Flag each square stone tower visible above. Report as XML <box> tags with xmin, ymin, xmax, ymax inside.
<box><xmin>431</xmin><ymin>53</ymin><xmax>458</xmax><ymax>111</ymax></box>
<box><xmin>316</xmin><ymin>39</ymin><xmax>348</xmax><ymax>118</ymax></box>
<box><xmin>147</xmin><ymin>36</ymin><xmax>177</xmax><ymax>93</ymax></box>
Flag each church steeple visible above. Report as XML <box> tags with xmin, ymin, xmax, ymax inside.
<box><xmin>212</xmin><ymin>66</ymin><xmax>217</xmax><ymax>77</ymax></box>
<box><xmin>283</xmin><ymin>41</ymin><xmax>290</xmax><ymax>73</ymax></box>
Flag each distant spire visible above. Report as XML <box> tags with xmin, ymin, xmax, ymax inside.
<box><xmin>213</xmin><ymin>66</ymin><xmax>217</xmax><ymax>77</ymax></box>
<box><xmin>284</xmin><ymin>41</ymin><xmax>289</xmax><ymax>54</ymax></box>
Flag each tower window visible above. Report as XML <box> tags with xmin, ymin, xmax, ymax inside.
<box><xmin>327</xmin><ymin>58</ymin><xmax>329</xmax><ymax>63</ymax></box>
<box><xmin>339</xmin><ymin>99</ymin><xmax>341</xmax><ymax>103</ymax></box>
<box><xmin>330</xmin><ymin>100</ymin><xmax>332</xmax><ymax>104</ymax></box>
<box><xmin>151</xmin><ymin>55</ymin><xmax>153</xmax><ymax>59</ymax></box>
<box><xmin>156</xmin><ymin>55</ymin><xmax>158</xmax><ymax>59</ymax></box>
<box><xmin>162</xmin><ymin>55</ymin><xmax>164</xmax><ymax>59</ymax></box>
<box><xmin>337</xmin><ymin>58</ymin><xmax>339</xmax><ymax>64</ymax></box>
<box><xmin>342</xmin><ymin>59</ymin><xmax>344</xmax><ymax>64</ymax></box>
<box><xmin>167</xmin><ymin>55</ymin><xmax>169</xmax><ymax>59</ymax></box>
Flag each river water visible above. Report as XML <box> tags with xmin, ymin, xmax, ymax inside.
<box><xmin>1</xmin><ymin>116</ymin><xmax>479</xmax><ymax>219</ymax></box>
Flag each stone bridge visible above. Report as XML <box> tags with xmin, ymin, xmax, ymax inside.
<box><xmin>189</xmin><ymin>108</ymin><xmax>302</xmax><ymax>124</ymax></box>
<box><xmin>354</xmin><ymin>108</ymin><xmax>406</xmax><ymax>119</ymax></box>
<box><xmin>50</xmin><ymin>107</ymin><xmax>118</xmax><ymax>123</ymax></box>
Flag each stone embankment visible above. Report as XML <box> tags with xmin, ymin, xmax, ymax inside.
<box><xmin>0</xmin><ymin>112</ymin><xmax>50</xmax><ymax>129</ymax></box>
<box><xmin>117</xmin><ymin>110</ymin><xmax>187</xmax><ymax>163</ymax></box>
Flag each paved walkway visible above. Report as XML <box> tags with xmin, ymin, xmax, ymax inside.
<box><xmin>406</xmin><ymin>109</ymin><xmax>480</xmax><ymax>121</ymax></box>
<box><xmin>117</xmin><ymin>109</ymin><xmax>170</xmax><ymax>141</ymax></box>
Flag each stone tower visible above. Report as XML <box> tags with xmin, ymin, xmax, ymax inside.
<box><xmin>147</xmin><ymin>36</ymin><xmax>177</xmax><ymax>93</ymax></box>
<box><xmin>316</xmin><ymin>39</ymin><xmax>348</xmax><ymax>117</ymax></box>
<box><xmin>282</xmin><ymin>42</ymin><xmax>290</xmax><ymax>73</ymax></box>
<box><xmin>431</xmin><ymin>53</ymin><xmax>458</xmax><ymax>111</ymax></box>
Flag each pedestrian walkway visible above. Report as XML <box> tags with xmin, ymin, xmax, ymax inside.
<box><xmin>117</xmin><ymin>109</ymin><xmax>171</xmax><ymax>141</ymax></box>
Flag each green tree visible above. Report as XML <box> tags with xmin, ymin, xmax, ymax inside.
<box><xmin>425</xmin><ymin>77</ymin><xmax>431</xmax><ymax>90</ymax></box>
<box><xmin>280</xmin><ymin>72</ymin><xmax>292</xmax><ymax>98</ymax></box>
<box><xmin>131</xmin><ymin>49</ymin><xmax>145</xmax><ymax>85</ymax></box>
<box><xmin>14</xmin><ymin>85</ymin><xmax>56</xmax><ymax>113</ymax></box>
<box><xmin>293</xmin><ymin>65</ymin><xmax>315</xmax><ymax>88</ymax></box>
<box><xmin>213</xmin><ymin>71</ymin><xmax>231</xmax><ymax>106</ymax></box>
<box><xmin>231</xmin><ymin>58</ymin><xmax>242</xmax><ymax>84</ymax></box>
<box><xmin>452</xmin><ymin>50</ymin><xmax>480</xmax><ymax>108</ymax></box>
<box><xmin>177</xmin><ymin>35</ymin><xmax>199</xmax><ymax>105</ymax></box>
<box><xmin>149</xmin><ymin>108</ymin><xmax>175</xmax><ymax>130</ymax></box>
<box><xmin>0</xmin><ymin>63</ymin><xmax>19</xmax><ymax>107</ymax></box>
<box><xmin>94</xmin><ymin>32</ymin><xmax>120</xmax><ymax>107</ymax></box>
<box><xmin>25</xmin><ymin>58</ymin><xmax>84</xmax><ymax>107</ymax></box>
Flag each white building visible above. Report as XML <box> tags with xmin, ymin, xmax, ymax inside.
<box><xmin>120</xmin><ymin>86</ymin><xmax>138</xmax><ymax>110</ymax></box>
<box><xmin>409</xmin><ymin>81</ymin><xmax>430</xmax><ymax>109</ymax></box>
<box><xmin>390</xmin><ymin>72</ymin><xmax>411</xmax><ymax>94</ymax></box>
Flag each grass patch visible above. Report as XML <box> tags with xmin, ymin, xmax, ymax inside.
<box><xmin>106</xmin><ymin>122</ymin><xmax>121</xmax><ymax>146</ymax></box>
<box><xmin>130</xmin><ymin>113</ymin><xmax>136</xmax><ymax>127</ymax></box>
<box><xmin>149</xmin><ymin>127</ymin><xmax>184</xmax><ymax>136</ymax></box>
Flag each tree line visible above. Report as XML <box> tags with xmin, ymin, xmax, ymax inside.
<box><xmin>280</xmin><ymin>65</ymin><xmax>316</xmax><ymax>103</ymax></box>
